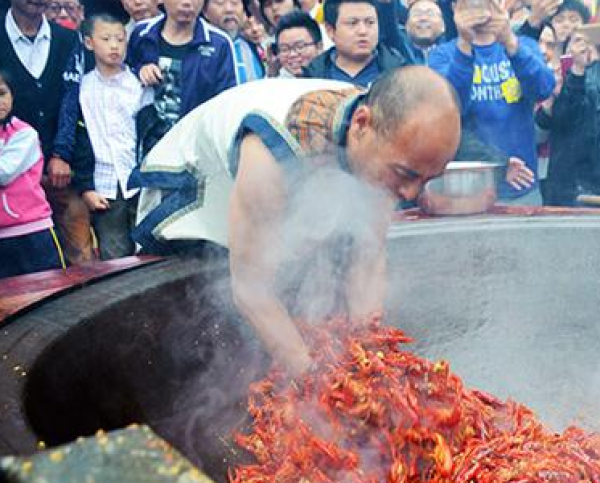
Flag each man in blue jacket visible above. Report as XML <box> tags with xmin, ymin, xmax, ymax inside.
<box><xmin>429</xmin><ymin>0</ymin><xmax>555</xmax><ymax>204</ymax></box>
<box><xmin>128</xmin><ymin>0</ymin><xmax>239</xmax><ymax>158</ymax></box>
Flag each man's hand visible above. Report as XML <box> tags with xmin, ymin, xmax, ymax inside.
<box><xmin>528</xmin><ymin>0</ymin><xmax>562</xmax><ymax>28</ymax></box>
<box><xmin>454</xmin><ymin>0</ymin><xmax>492</xmax><ymax>55</ymax></box>
<box><xmin>506</xmin><ymin>157</ymin><xmax>535</xmax><ymax>190</ymax></box>
<box><xmin>47</xmin><ymin>156</ymin><xmax>72</xmax><ymax>188</ymax></box>
<box><xmin>139</xmin><ymin>63</ymin><xmax>163</xmax><ymax>86</ymax></box>
<box><xmin>286</xmin><ymin>349</ymin><xmax>313</xmax><ymax>379</ymax></box>
<box><xmin>266</xmin><ymin>43</ymin><xmax>282</xmax><ymax>77</ymax></box>
<box><xmin>82</xmin><ymin>190</ymin><xmax>110</xmax><ymax>211</ymax></box>
<box><xmin>485</xmin><ymin>0</ymin><xmax>519</xmax><ymax>55</ymax></box>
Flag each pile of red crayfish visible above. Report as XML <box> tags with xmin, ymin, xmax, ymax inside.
<box><xmin>230</xmin><ymin>314</ymin><xmax>600</xmax><ymax>482</ymax></box>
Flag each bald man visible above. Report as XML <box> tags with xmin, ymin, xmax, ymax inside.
<box><xmin>131</xmin><ymin>68</ymin><xmax>461</xmax><ymax>376</ymax></box>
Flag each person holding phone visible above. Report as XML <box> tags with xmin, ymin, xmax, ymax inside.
<box><xmin>429</xmin><ymin>0</ymin><xmax>555</xmax><ymax>205</ymax></box>
<box><xmin>543</xmin><ymin>28</ymin><xmax>600</xmax><ymax>205</ymax></box>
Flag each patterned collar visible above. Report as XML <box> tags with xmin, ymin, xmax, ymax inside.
<box><xmin>332</xmin><ymin>92</ymin><xmax>365</xmax><ymax>173</ymax></box>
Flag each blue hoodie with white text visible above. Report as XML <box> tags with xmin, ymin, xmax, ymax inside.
<box><xmin>429</xmin><ymin>37</ymin><xmax>555</xmax><ymax>199</ymax></box>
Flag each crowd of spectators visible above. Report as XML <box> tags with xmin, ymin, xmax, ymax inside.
<box><xmin>0</xmin><ymin>0</ymin><xmax>599</xmax><ymax>278</ymax></box>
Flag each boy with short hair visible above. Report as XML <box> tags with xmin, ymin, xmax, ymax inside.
<box><xmin>76</xmin><ymin>14</ymin><xmax>150</xmax><ymax>259</ymax></box>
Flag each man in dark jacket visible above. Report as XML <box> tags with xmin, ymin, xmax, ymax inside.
<box><xmin>303</xmin><ymin>0</ymin><xmax>406</xmax><ymax>87</ymax></box>
<box><xmin>396</xmin><ymin>0</ymin><xmax>445</xmax><ymax>65</ymax></box>
<box><xmin>128</xmin><ymin>0</ymin><xmax>239</xmax><ymax>158</ymax></box>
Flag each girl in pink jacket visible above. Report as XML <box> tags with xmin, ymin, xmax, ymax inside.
<box><xmin>0</xmin><ymin>70</ymin><xmax>66</xmax><ymax>279</ymax></box>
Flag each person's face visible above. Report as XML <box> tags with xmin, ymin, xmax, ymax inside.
<box><xmin>46</xmin><ymin>0</ymin><xmax>83</xmax><ymax>29</ymax></box>
<box><xmin>11</xmin><ymin>0</ymin><xmax>50</xmax><ymax>19</ymax></box>
<box><xmin>277</xmin><ymin>26</ymin><xmax>321</xmax><ymax>75</ymax></box>
<box><xmin>327</xmin><ymin>3</ymin><xmax>378</xmax><ymax>63</ymax></box>
<box><xmin>242</xmin><ymin>14</ymin><xmax>267</xmax><ymax>44</ymax></box>
<box><xmin>85</xmin><ymin>21</ymin><xmax>127</xmax><ymax>71</ymax></box>
<box><xmin>406</xmin><ymin>0</ymin><xmax>444</xmax><ymax>46</ymax></box>
<box><xmin>262</xmin><ymin>0</ymin><xmax>295</xmax><ymax>27</ymax></box>
<box><xmin>539</xmin><ymin>26</ymin><xmax>557</xmax><ymax>64</ymax></box>
<box><xmin>0</xmin><ymin>79</ymin><xmax>13</xmax><ymax>123</ymax></box>
<box><xmin>551</xmin><ymin>9</ymin><xmax>584</xmax><ymax>44</ymax></box>
<box><xmin>121</xmin><ymin>0</ymin><xmax>160</xmax><ymax>22</ymax></box>
<box><xmin>204</xmin><ymin>0</ymin><xmax>244</xmax><ymax>37</ymax></box>
<box><xmin>346</xmin><ymin>104</ymin><xmax>460</xmax><ymax>202</ymax></box>
<box><xmin>163</xmin><ymin>0</ymin><xmax>204</xmax><ymax>24</ymax></box>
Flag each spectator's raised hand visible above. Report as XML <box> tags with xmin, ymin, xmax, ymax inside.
<box><xmin>266</xmin><ymin>43</ymin><xmax>282</xmax><ymax>78</ymax></box>
<box><xmin>529</xmin><ymin>0</ymin><xmax>562</xmax><ymax>28</ymax></box>
<box><xmin>82</xmin><ymin>191</ymin><xmax>110</xmax><ymax>211</ymax></box>
<box><xmin>454</xmin><ymin>0</ymin><xmax>492</xmax><ymax>54</ymax></box>
<box><xmin>506</xmin><ymin>157</ymin><xmax>535</xmax><ymax>190</ymax></box>
<box><xmin>485</xmin><ymin>0</ymin><xmax>519</xmax><ymax>54</ymax></box>
<box><xmin>139</xmin><ymin>63</ymin><xmax>163</xmax><ymax>86</ymax></box>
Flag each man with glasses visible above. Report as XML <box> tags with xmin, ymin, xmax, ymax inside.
<box><xmin>399</xmin><ymin>0</ymin><xmax>445</xmax><ymax>64</ymax></box>
<box><xmin>274</xmin><ymin>10</ymin><xmax>322</xmax><ymax>77</ymax></box>
<box><xmin>46</xmin><ymin>0</ymin><xmax>83</xmax><ymax>29</ymax></box>
<box><xmin>303</xmin><ymin>0</ymin><xmax>406</xmax><ymax>87</ymax></box>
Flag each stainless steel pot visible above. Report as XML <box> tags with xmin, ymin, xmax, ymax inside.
<box><xmin>418</xmin><ymin>161</ymin><xmax>503</xmax><ymax>215</ymax></box>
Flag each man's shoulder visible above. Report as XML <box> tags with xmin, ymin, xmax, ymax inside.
<box><xmin>303</xmin><ymin>48</ymin><xmax>334</xmax><ymax>78</ymax></box>
<box><xmin>48</xmin><ymin>20</ymin><xmax>78</xmax><ymax>45</ymax></box>
<box><xmin>376</xmin><ymin>43</ymin><xmax>407</xmax><ymax>69</ymax></box>
<box><xmin>198</xmin><ymin>18</ymin><xmax>233</xmax><ymax>49</ymax></box>
<box><xmin>131</xmin><ymin>14</ymin><xmax>164</xmax><ymax>41</ymax></box>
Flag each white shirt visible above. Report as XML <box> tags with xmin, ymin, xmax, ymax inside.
<box><xmin>80</xmin><ymin>68</ymin><xmax>151</xmax><ymax>200</ymax></box>
<box><xmin>5</xmin><ymin>10</ymin><xmax>51</xmax><ymax>79</ymax></box>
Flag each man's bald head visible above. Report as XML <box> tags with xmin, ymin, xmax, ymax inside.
<box><xmin>364</xmin><ymin>66</ymin><xmax>460</xmax><ymax>140</ymax></box>
<box><xmin>346</xmin><ymin>66</ymin><xmax>461</xmax><ymax>202</ymax></box>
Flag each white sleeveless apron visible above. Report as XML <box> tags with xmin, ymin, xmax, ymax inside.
<box><xmin>130</xmin><ymin>78</ymin><xmax>351</xmax><ymax>252</ymax></box>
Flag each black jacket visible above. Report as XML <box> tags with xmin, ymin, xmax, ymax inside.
<box><xmin>302</xmin><ymin>44</ymin><xmax>407</xmax><ymax>83</ymax></box>
<box><xmin>540</xmin><ymin>64</ymin><xmax>600</xmax><ymax>206</ymax></box>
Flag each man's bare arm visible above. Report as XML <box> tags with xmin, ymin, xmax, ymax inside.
<box><xmin>345</xmin><ymin>199</ymin><xmax>394</xmax><ymax>322</ymax></box>
<box><xmin>229</xmin><ymin>134</ymin><xmax>312</xmax><ymax>377</ymax></box>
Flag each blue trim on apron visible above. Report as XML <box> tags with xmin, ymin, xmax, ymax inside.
<box><xmin>128</xmin><ymin>96</ymin><xmax>362</xmax><ymax>254</ymax></box>
<box><xmin>128</xmin><ymin>112</ymin><xmax>301</xmax><ymax>254</ymax></box>
<box><xmin>230</xmin><ymin>112</ymin><xmax>303</xmax><ymax>177</ymax></box>
<box><xmin>128</xmin><ymin>168</ymin><xmax>201</xmax><ymax>254</ymax></box>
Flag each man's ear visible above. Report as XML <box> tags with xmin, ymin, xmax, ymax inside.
<box><xmin>83</xmin><ymin>35</ymin><xmax>94</xmax><ymax>51</ymax></box>
<box><xmin>349</xmin><ymin>105</ymin><xmax>373</xmax><ymax>139</ymax></box>
<box><xmin>325</xmin><ymin>23</ymin><xmax>335</xmax><ymax>42</ymax></box>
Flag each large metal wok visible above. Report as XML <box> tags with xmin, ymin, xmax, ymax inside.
<box><xmin>1</xmin><ymin>214</ymin><xmax>599</xmax><ymax>482</ymax></box>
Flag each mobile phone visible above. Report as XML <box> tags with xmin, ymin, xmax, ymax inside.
<box><xmin>577</xmin><ymin>23</ymin><xmax>600</xmax><ymax>46</ymax></box>
<box><xmin>560</xmin><ymin>54</ymin><xmax>574</xmax><ymax>78</ymax></box>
